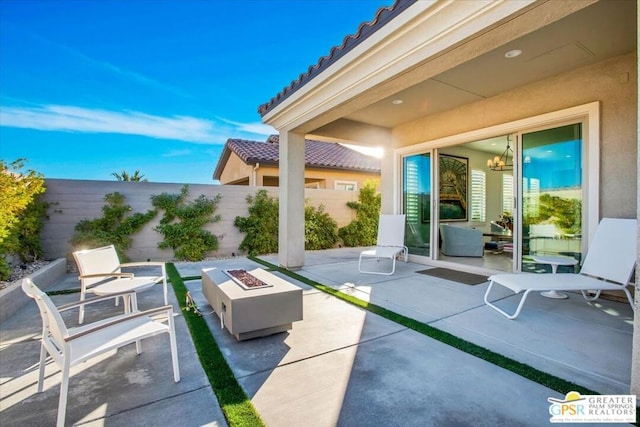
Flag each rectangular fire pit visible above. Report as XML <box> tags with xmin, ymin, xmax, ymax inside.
<box><xmin>201</xmin><ymin>267</ymin><xmax>303</xmax><ymax>341</ymax></box>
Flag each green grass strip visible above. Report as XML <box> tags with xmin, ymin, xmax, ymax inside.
<box><xmin>46</xmin><ymin>288</ymin><xmax>81</xmax><ymax>296</ymax></box>
<box><xmin>166</xmin><ymin>263</ymin><xmax>264</xmax><ymax>427</ymax></box>
<box><xmin>248</xmin><ymin>256</ymin><xmax>598</xmax><ymax>397</ymax></box>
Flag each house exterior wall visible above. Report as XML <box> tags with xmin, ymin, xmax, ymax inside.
<box><xmin>218</xmin><ymin>151</ymin><xmax>380</xmax><ymax>190</ymax></box>
<box><xmin>218</xmin><ymin>152</ymin><xmax>254</xmax><ymax>184</ymax></box>
<box><xmin>39</xmin><ymin>179</ymin><xmax>359</xmax><ymax>261</ymax></box>
<box><xmin>393</xmin><ymin>52</ymin><xmax>638</xmax><ymax>219</ymax></box>
<box><xmin>300</xmin><ymin>168</ymin><xmax>380</xmax><ymax>190</ymax></box>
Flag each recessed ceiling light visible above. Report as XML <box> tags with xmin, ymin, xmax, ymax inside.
<box><xmin>505</xmin><ymin>49</ymin><xmax>522</xmax><ymax>59</ymax></box>
<box><xmin>391</xmin><ymin>99</ymin><xmax>403</xmax><ymax>105</ymax></box>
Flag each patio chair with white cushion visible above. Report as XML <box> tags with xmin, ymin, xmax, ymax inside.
<box><xmin>22</xmin><ymin>278</ymin><xmax>180</xmax><ymax>427</ymax></box>
<box><xmin>484</xmin><ymin>218</ymin><xmax>636</xmax><ymax>319</ymax></box>
<box><xmin>73</xmin><ymin>245</ymin><xmax>168</xmax><ymax>324</ymax></box>
<box><xmin>358</xmin><ymin>214</ymin><xmax>408</xmax><ymax>275</ymax></box>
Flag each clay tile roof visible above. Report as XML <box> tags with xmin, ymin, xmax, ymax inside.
<box><xmin>257</xmin><ymin>0</ymin><xmax>415</xmax><ymax>118</ymax></box>
<box><xmin>224</xmin><ymin>136</ymin><xmax>381</xmax><ymax>172</ymax></box>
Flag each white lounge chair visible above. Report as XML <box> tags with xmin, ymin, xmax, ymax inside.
<box><xmin>22</xmin><ymin>278</ymin><xmax>180</xmax><ymax>427</ymax></box>
<box><xmin>358</xmin><ymin>214</ymin><xmax>408</xmax><ymax>275</ymax></box>
<box><xmin>73</xmin><ymin>245</ymin><xmax>168</xmax><ymax>324</ymax></box>
<box><xmin>484</xmin><ymin>218</ymin><xmax>636</xmax><ymax>319</ymax></box>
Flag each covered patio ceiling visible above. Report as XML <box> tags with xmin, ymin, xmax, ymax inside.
<box><xmin>266</xmin><ymin>0</ymin><xmax>636</xmax><ymax>142</ymax></box>
<box><xmin>343</xmin><ymin>0</ymin><xmax>636</xmax><ymax>130</ymax></box>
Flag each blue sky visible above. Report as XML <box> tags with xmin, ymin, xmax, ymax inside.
<box><xmin>0</xmin><ymin>0</ymin><xmax>390</xmax><ymax>184</ymax></box>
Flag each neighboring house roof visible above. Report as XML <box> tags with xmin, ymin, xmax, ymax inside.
<box><xmin>212</xmin><ymin>136</ymin><xmax>381</xmax><ymax>180</ymax></box>
<box><xmin>257</xmin><ymin>0</ymin><xmax>415</xmax><ymax>117</ymax></box>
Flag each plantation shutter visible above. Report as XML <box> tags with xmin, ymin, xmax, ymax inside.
<box><xmin>470</xmin><ymin>169</ymin><xmax>486</xmax><ymax>222</ymax></box>
<box><xmin>502</xmin><ymin>174</ymin><xmax>513</xmax><ymax>214</ymax></box>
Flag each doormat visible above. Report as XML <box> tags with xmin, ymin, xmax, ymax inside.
<box><xmin>416</xmin><ymin>268</ymin><xmax>488</xmax><ymax>285</ymax></box>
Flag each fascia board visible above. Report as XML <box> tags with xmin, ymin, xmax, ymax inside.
<box><xmin>262</xmin><ymin>0</ymin><xmax>536</xmax><ymax>132</ymax></box>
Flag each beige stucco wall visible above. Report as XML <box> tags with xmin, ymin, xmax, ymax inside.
<box><xmin>40</xmin><ymin>179</ymin><xmax>360</xmax><ymax>261</ymax></box>
<box><xmin>393</xmin><ymin>52</ymin><xmax>638</xmax><ymax>219</ymax></box>
<box><xmin>218</xmin><ymin>152</ymin><xmax>253</xmax><ymax>185</ymax></box>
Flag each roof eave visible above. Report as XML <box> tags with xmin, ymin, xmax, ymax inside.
<box><xmin>257</xmin><ymin>0</ymin><xmax>416</xmax><ymax>118</ymax></box>
<box><xmin>259</xmin><ymin>0</ymin><xmax>539</xmax><ymax>133</ymax></box>
<box><xmin>212</xmin><ymin>144</ymin><xmax>233</xmax><ymax>180</ymax></box>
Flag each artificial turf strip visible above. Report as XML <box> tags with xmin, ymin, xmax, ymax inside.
<box><xmin>46</xmin><ymin>288</ymin><xmax>81</xmax><ymax>296</ymax></box>
<box><xmin>248</xmin><ymin>256</ymin><xmax>598</xmax><ymax>397</ymax></box>
<box><xmin>165</xmin><ymin>263</ymin><xmax>264</xmax><ymax>427</ymax></box>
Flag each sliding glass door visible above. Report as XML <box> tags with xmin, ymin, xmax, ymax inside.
<box><xmin>520</xmin><ymin>124</ymin><xmax>583</xmax><ymax>272</ymax></box>
<box><xmin>399</xmin><ymin>116</ymin><xmax>589</xmax><ymax>275</ymax></box>
<box><xmin>403</xmin><ymin>153</ymin><xmax>431</xmax><ymax>256</ymax></box>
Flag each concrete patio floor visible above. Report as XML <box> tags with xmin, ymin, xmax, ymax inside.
<box><xmin>1</xmin><ymin>248</ymin><xmax>634</xmax><ymax>426</ymax></box>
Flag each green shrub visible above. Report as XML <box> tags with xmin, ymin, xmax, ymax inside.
<box><xmin>0</xmin><ymin>159</ymin><xmax>47</xmax><ymax>280</ymax></box>
<box><xmin>71</xmin><ymin>192</ymin><xmax>157</xmax><ymax>260</ymax></box>
<box><xmin>235</xmin><ymin>190</ymin><xmax>340</xmax><ymax>255</ymax></box>
<box><xmin>151</xmin><ymin>185</ymin><xmax>222</xmax><ymax>261</ymax></box>
<box><xmin>339</xmin><ymin>180</ymin><xmax>381</xmax><ymax>247</ymax></box>
<box><xmin>234</xmin><ymin>190</ymin><xmax>279</xmax><ymax>256</ymax></box>
<box><xmin>305</xmin><ymin>204</ymin><xmax>338</xmax><ymax>250</ymax></box>
<box><xmin>7</xmin><ymin>198</ymin><xmax>50</xmax><ymax>262</ymax></box>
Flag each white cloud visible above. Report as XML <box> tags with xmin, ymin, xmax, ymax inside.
<box><xmin>0</xmin><ymin>104</ymin><xmax>240</xmax><ymax>144</ymax></box>
<box><xmin>162</xmin><ymin>149</ymin><xmax>192</xmax><ymax>157</ymax></box>
<box><xmin>217</xmin><ymin>117</ymin><xmax>276</xmax><ymax>136</ymax></box>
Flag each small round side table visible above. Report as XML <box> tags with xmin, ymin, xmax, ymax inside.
<box><xmin>532</xmin><ymin>255</ymin><xmax>579</xmax><ymax>299</ymax></box>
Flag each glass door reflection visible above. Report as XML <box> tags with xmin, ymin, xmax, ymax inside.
<box><xmin>403</xmin><ymin>153</ymin><xmax>431</xmax><ymax>256</ymax></box>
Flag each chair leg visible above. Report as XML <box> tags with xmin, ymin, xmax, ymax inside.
<box><xmin>483</xmin><ymin>281</ymin><xmax>531</xmax><ymax>320</ymax></box>
<box><xmin>78</xmin><ymin>291</ymin><xmax>86</xmax><ymax>325</ymax></box>
<box><xmin>56</xmin><ymin>359</ymin><xmax>70</xmax><ymax>427</ymax></box>
<box><xmin>623</xmin><ymin>287</ymin><xmax>636</xmax><ymax>310</ymax></box>
<box><xmin>37</xmin><ymin>343</ymin><xmax>46</xmax><ymax>393</ymax></box>
<box><xmin>358</xmin><ymin>255</ymin><xmax>396</xmax><ymax>275</ymax></box>
<box><xmin>162</xmin><ymin>279</ymin><xmax>168</xmax><ymax>306</ymax></box>
<box><xmin>582</xmin><ymin>288</ymin><xmax>637</xmax><ymax>311</ymax></box>
<box><xmin>168</xmin><ymin>312</ymin><xmax>180</xmax><ymax>382</ymax></box>
<box><xmin>125</xmin><ymin>294</ymin><xmax>143</xmax><ymax>354</ymax></box>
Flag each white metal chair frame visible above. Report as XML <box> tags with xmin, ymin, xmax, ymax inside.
<box><xmin>73</xmin><ymin>245</ymin><xmax>168</xmax><ymax>324</ymax></box>
<box><xmin>358</xmin><ymin>214</ymin><xmax>408</xmax><ymax>275</ymax></box>
<box><xmin>22</xmin><ymin>278</ymin><xmax>180</xmax><ymax>427</ymax></box>
<box><xmin>485</xmin><ymin>218</ymin><xmax>637</xmax><ymax>319</ymax></box>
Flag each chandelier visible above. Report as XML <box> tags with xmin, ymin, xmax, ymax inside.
<box><xmin>487</xmin><ymin>136</ymin><xmax>513</xmax><ymax>171</ymax></box>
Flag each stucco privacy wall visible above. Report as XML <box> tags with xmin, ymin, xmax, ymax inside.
<box><xmin>40</xmin><ymin>179</ymin><xmax>358</xmax><ymax>261</ymax></box>
<box><xmin>393</xmin><ymin>52</ymin><xmax>638</xmax><ymax>219</ymax></box>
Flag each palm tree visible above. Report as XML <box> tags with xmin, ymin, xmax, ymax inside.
<box><xmin>111</xmin><ymin>170</ymin><xmax>148</xmax><ymax>182</ymax></box>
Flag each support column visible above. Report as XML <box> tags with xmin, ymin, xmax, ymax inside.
<box><xmin>633</xmin><ymin>223</ymin><xmax>639</xmax><ymax>395</ymax></box>
<box><xmin>631</xmin><ymin>26</ymin><xmax>640</xmax><ymax>396</ymax></box>
<box><xmin>278</xmin><ymin>131</ymin><xmax>305</xmax><ymax>269</ymax></box>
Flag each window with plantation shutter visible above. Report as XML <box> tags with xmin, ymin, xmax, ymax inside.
<box><xmin>502</xmin><ymin>174</ymin><xmax>513</xmax><ymax>214</ymax></box>
<box><xmin>470</xmin><ymin>169</ymin><xmax>486</xmax><ymax>222</ymax></box>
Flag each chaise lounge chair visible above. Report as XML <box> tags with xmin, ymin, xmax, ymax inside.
<box><xmin>484</xmin><ymin>218</ymin><xmax>636</xmax><ymax>319</ymax></box>
<box><xmin>358</xmin><ymin>214</ymin><xmax>408</xmax><ymax>275</ymax></box>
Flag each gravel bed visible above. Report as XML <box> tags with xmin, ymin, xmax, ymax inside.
<box><xmin>0</xmin><ymin>260</ymin><xmax>52</xmax><ymax>291</ymax></box>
